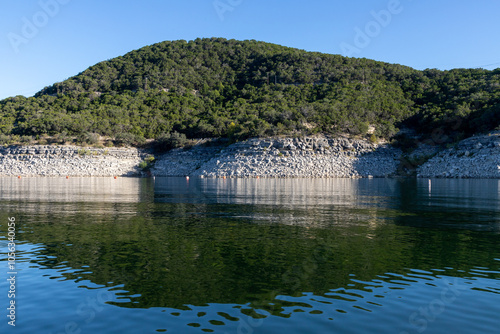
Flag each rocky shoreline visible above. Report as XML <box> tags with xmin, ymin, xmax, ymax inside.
<box><xmin>0</xmin><ymin>146</ymin><xmax>145</xmax><ymax>177</ymax></box>
<box><xmin>0</xmin><ymin>133</ymin><xmax>499</xmax><ymax>178</ymax></box>
<box><xmin>152</xmin><ymin>136</ymin><xmax>401</xmax><ymax>178</ymax></box>
<box><xmin>417</xmin><ymin>132</ymin><xmax>500</xmax><ymax>178</ymax></box>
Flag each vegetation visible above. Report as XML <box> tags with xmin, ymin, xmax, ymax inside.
<box><xmin>1</xmin><ymin>38</ymin><xmax>499</xmax><ymax>147</ymax></box>
<box><xmin>139</xmin><ymin>155</ymin><xmax>156</xmax><ymax>171</ymax></box>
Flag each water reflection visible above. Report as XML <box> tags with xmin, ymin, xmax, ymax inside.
<box><xmin>154</xmin><ymin>177</ymin><xmax>402</xmax><ymax>226</ymax></box>
<box><xmin>394</xmin><ymin>179</ymin><xmax>500</xmax><ymax>230</ymax></box>
<box><xmin>1</xmin><ymin>177</ymin><xmax>500</xmax><ymax>333</ymax></box>
<box><xmin>0</xmin><ymin>177</ymin><xmax>153</xmax><ymax>203</ymax></box>
<box><xmin>154</xmin><ymin>177</ymin><xmax>400</xmax><ymax>207</ymax></box>
<box><xmin>418</xmin><ymin>178</ymin><xmax>500</xmax><ymax>210</ymax></box>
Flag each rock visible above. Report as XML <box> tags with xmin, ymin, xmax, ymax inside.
<box><xmin>151</xmin><ymin>135</ymin><xmax>402</xmax><ymax>178</ymax></box>
<box><xmin>0</xmin><ymin>145</ymin><xmax>144</xmax><ymax>177</ymax></box>
<box><xmin>11</xmin><ymin>133</ymin><xmax>499</xmax><ymax>179</ymax></box>
<box><xmin>417</xmin><ymin>131</ymin><xmax>500</xmax><ymax>178</ymax></box>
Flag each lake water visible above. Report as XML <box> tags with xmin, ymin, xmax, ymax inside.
<box><xmin>1</xmin><ymin>177</ymin><xmax>500</xmax><ymax>333</ymax></box>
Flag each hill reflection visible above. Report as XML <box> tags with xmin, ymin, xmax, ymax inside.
<box><xmin>0</xmin><ymin>177</ymin><xmax>152</xmax><ymax>203</ymax></box>
<box><xmin>1</xmin><ymin>177</ymin><xmax>499</xmax><ymax>315</ymax></box>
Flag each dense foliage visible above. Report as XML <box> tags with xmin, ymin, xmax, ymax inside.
<box><xmin>1</xmin><ymin>38</ymin><xmax>499</xmax><ymax>145</ymax></box>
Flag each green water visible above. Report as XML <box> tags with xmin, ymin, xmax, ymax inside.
<box><xmin>1</xmin><ymin>177</ymin><xmax>499</xmax><ymax>333</ymax></box>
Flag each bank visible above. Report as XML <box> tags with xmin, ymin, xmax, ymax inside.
<box><xmin>0</xmin><ymin>133</ymin><xmax>499</xmax><ymax>178</ymax></box>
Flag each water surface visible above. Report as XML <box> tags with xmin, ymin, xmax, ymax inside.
<box><xmin>1</xmin><ymin>177</ymin><xmax>499</xmax><ymax>333</ymax></box>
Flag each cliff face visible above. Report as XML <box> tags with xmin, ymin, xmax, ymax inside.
<box><xmin>152</xmin><ymin>136</ymin><xmax>402</xmax><ymax>178</ymax></box>
<box><xmin>0</xmin><ymin>146</ymin><xmax>144</xmax><ymax>177</ymax></box>
<box><xmin>417</xmin><ymin>132</ymin><xmax>500</xmax><ymax>178</ymax></box>
<box><xmin>1</xmin><ymin>133</ymin><xmax>499</xmax><ymax>178</ymax></box>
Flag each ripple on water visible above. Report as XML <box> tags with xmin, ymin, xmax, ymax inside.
<box><xmin>2</xmin><ymin>178</ymin><xmax>500</xmax><ymax>333</ymax></box>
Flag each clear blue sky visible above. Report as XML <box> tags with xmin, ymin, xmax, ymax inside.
<box><xmin>1</xmin><ymin>0</ymin><xmax>500</xmax><ymax>99</ymax></box>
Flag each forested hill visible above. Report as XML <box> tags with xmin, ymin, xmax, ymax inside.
<box><xmin>1</xmin><ymin>37</ymin><xmax>499</xmax><ymax>146</ymax></box>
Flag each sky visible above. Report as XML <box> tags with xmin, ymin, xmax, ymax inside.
<box><xmin>1</xmin><ymin>0</ymin><xmax>500</xmax><ymax>100</ymax></box>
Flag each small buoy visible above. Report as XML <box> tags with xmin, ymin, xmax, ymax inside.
<box><xmin>18</xmin><ymin>176</ymin><xmax>21</xmax><ymax>179</ymax></box>
<box><xmin>66</xmin><ymin>176</ymin><xmax>69</xmax><ymax>179</ymax></box>
<box><xmin>256</xmin><ymin>176</ymin><xmax>260</xmax><ymax>179</ymax></box>
<box><xmin>223</xmin><ymin>176</ymin><xmax>226</xmax><ymax>179</ymax></box>
<box><xmin>114</xmin><ymin>176</ymin><xmax>117</xmax><ymax>179</ymax></box>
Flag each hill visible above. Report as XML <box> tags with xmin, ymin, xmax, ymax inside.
<box><xmin>1</xmin><ymin>37</ymin><xmax>499</xmax><ymax>147</ymax></box>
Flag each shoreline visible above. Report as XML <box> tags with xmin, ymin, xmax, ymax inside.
<box><xmin>0</xmin><ymin>145</ymin><xmax>146</xmax><ymax>177</ymax></box>
<box><xmin>0</xmin><ymin>133</ymin><xmax>499</xmax><ymax>179</ymax></box>
<box><xmin>152</xmin><ymin>136</ymin><xmax>401</xmax><ymax>178</ymax></box>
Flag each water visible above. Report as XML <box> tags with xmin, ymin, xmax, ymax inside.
<box><xmin>1</xmin><ymin>177</ymin><xmax>500</xmax><ymax>333</ymax></box>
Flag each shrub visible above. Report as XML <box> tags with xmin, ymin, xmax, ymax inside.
<box><xmin>20</xmin><ymin>135</ymin><xmax>34</xmax><ymax>144</ymax></box>
<box><xmin>139</xmin><ymin>155</ymin><xmax>156</xmax><ymax>171</ymax></box>
<box><xmin>0</xmin><ymin>134</ymin><xmax>11</xmax><ymax>145</ymax></box>
<box><xmin>155</xmin><ymin>131</ymin><xmax>188</xmax><ymax>152</ymax></box>
<box><xmin>113</xmin><ymin>133</ymin><xmax>146</xmax><ymax>147</ymax></box>
<box><xmin>10</xmin><ymin>135</ymin><xmax>20</xmax><ymax>143</ymax></box>
<box><xmin>114</xmin><ymin>132</ymin><xmax>137</xmax><ymax>147</ymax></box>
<box><xmin>77</xmin><ymin>132</ymin><xmax>100</xmax><ymax>145</ymax></box>
<box><xmin>86</xmin><ymin>132</ymin><xmax>100</xmax><ymax>145</ymax></box>
<box><xmin>55</xmin><ymin>131</ymin><xmax>70</xmax><ymax>144</ymax></box>
<box><xmin>78</xmin><ymin>148</ymin><xmax>91</xmax><ymax>156</ymax></box>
